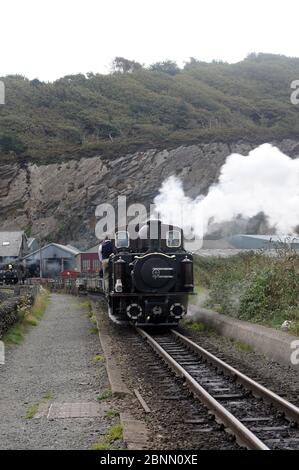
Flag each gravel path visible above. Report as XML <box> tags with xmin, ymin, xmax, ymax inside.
<box><xmin>0</xmin><ymin>294</ymin><xmax>113</xmax><ymax>450</ymax></box>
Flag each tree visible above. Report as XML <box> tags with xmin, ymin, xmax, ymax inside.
<box><xmin>184</xmin><ymin>57</ymin><xmax>203</xmax><ymax>69</ymax></box>
<box><xmin>0</xmin><ymin>134</ymin><xmax>27</xmax><ymax>154</ymax></box>
<box><xmin>30</xmin><ymin>78</ymin><xmax>42</xmax><ymax>87</ymax></box>
<box><xmin>111</xmin><ymin>57</ymin><xmax>143</xmax><ymax>73</ymax></box>
<box><xmin>149</xmin><ymin>60</ymin><xmax>180</xmax><ymax>75</ymax></box>
<box><xmin>173</xmin><ymin>101</ymin><xmax>190</xmax><ymax>129</ymax></box>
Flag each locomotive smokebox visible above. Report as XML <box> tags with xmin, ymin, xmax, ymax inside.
<box><xmin>133</xmin><ymin>253</ymin><xmax>177</xmax><ymax>293</ymax></box>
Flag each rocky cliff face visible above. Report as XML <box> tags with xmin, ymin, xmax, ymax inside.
<box><xmin>1</xmin><ymin>139</ymin><xmax>298</xmax><ymax>249</ymax></box>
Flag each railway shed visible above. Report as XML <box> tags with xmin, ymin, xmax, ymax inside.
<box><xmin>229</xmin><ymin>234</ymin><xmax>299</xmax><ymax>250</ymax></box>
<box><xmin>23</xmin><ymin>243</ymin><xmax>80</xmax><ymax>278</ymax></box>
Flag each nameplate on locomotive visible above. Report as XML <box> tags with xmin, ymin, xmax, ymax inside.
<box><xmin>152</xmin><ymin>267</ymin><xmax>174</xmax><ymax>279</ymax></box>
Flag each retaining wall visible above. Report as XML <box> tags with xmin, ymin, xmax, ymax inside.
<box><xmin>188</xmin><ymin>305</ymin><xmax>299</xmax><ymax>370</ymax></box>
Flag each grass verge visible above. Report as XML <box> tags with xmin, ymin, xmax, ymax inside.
<box><xmin>3</xmin><ymin>289</ymin><xmax>50</xmax><ymax>345</ymax></box>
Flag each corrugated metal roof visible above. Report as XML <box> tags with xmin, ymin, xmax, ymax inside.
<box><xmin>23</xmin><ymin>242</ymin><xmax>80</xmax><ymax>259</ymax></box>
<box><xmin>84</xmin><ymin>243</ymin><xmax>100</xmax><ymax>254</ymax></box>
<box><xmin>229</xmin><ymin>234</ymin><xmax>299</xmax><ymax>249</ymax></box>
<box><xmin>65</xmin><ymin>244</ymin><xmax>80</xmax><ymax>254</ymax></box>
<box><xmin>237</xmin><ymin>234</ymin><xmax>299</xmax><ymax>242</ymax></box>
<box><xmin>0</xmin><ymin>231</ymin><xmax>25</xmax><ymax>257</ymax></box>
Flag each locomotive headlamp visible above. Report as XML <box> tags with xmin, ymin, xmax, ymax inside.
<box><xmin>115</xmin><ymin>279</ymin><xmax>123</xmax><ymax>292</ymax></box>
<box><xmin>114</xmin><ymin>257</ymin><xmax>126</xmax><ymax>292</ymax></box>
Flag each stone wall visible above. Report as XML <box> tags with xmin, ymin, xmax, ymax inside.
<box><xmin>0</xmin><ymin>286</ymin><xmax>40</xmax><ymax>338</ymax></box>
<box><xmin>0</xmin><ymin>297</ymin><xmax>20</xmax><ymax>337</ymax></box>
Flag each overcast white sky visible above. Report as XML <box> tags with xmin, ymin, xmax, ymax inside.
<box><xmin>0</xmin><ymin>0</ymin><xmax>298</xmax><ymax>81</ymax></box>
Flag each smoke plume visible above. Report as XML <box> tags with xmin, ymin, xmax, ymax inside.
<box><xmin>154</xmin><ymin>144</ymin><xmax>299</xmax><ymax>236</ymax></box>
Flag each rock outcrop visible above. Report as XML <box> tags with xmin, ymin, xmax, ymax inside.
<box><xmin>0</xmin><ymin>140</ymin><xmax>298</xmax><ymax>248</ymax></box>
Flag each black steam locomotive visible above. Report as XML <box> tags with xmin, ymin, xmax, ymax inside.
<box><xmin>0</xmin><ymin>263</ymin><xmax>20</xmax><ymax>285</ymax></box>
<box><xmin>102</xmin><ymin>220</ymin><xmax>194</xmax><ymax>326</ymax></box>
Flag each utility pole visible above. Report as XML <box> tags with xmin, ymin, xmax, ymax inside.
<box><xmin>39</xmin><ymin>223</ymin><xmax>46</xmax><ymax>279</ymax></box>
<box><xmin>39</xmin><ymin>234</ymin><xmax>43</xmax><ymax>279</ymax></box>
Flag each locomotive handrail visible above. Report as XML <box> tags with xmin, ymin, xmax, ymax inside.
<box><xmin>134</xmin><ymin>252</ymin><xmax>176</xmax><ymax>259</ymax></box>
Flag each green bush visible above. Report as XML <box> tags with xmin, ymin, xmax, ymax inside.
<box><xmin>239</xmin><ymin>255</ymin><xmax>299</xmax><ymax>322</ymax></box>
<box><xmin>194</xmin><ymin>248</ymin><xmax>299</xmax><ymax>327</ymax></box>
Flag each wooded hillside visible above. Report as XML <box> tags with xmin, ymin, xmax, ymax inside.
<box><xmin>1</xmin><ymin>53</ymin><xmax>299</xmax><ymax>163</ymax></box>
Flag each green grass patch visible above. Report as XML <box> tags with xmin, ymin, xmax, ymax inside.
<box><xmin>90</xmin><ymin>423</ymin><xmax>123</xmax><ymax>450</ymax></box>
<box><xmin>23</xmin><ymin>391</ymin><xmax>53</xmax><ymax>419</ymax></box>
<box><xmin>232</xmin><ymin>340</ymin><xmax>252</xmax><ymax>352</ymax></box>
<box><xmin>3</xmin><ymin>325</ymin><xmax>24</xmax><ymax>344</ymax></box>
<box><xmin>91</xmin><ymin>442</ymin><xmax>116</xmax><ymax>450</ymax></box>
<box><xmin>3</xmin><ymin>289</ymin><xmax>50</xmax><ymax>345</ymax></box>
<box><xmin>24</xmin><ymin>403</ymin><xmax>39</xmax><ymax>420</ymax></box>
<box><xmin>105</xmin><ymin>409</ymin><xmax>120</xmax><ymax>418</ymax></box>
<box><xmin>42</xmin><ymin>392</ymin><xmax>52</xmax><ymax>400</ymax></box>
<box><xmin>94</xmin><ymin>354</ymin><xmax>105</xmax><ymax>363</ymax></box>
<box><xmin>188</xmin><ymin>321</ymin><xmax>207</xmax><ymax>333</ymax></box>
<box><xmin>89</xmin><ymin>312</ymin><xmax>97</xmax><ymax>325</ymax></box>
<box><xmin>90</xmin><ymin>327</ymin><xmax>98</xmax><ymax>334</ymax></box>
<box><xmin>31</xmin><ymin>290</ymin><xmax>50</xmax><ymax>320</ymax></box>
<box><xmin>81</xmin><ymin>300</ymin><xmax>91</xmax><ymax>310</ymax></box>
<box><xmin>105</xmin><ymin>424</ymin><xmax>123</xmax><ymax>442</ymax></box>
<box><xmin>97</xmin><ymin>388</ymin><xmax>112</xmax><ymax>401</ymax></box>
<box><xmin>182</xmin><ymin>318</ymin><xmax>210</xmax><ymax>334</ymax></box>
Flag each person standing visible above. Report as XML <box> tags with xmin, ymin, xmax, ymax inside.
<box><xmin>98</xmin><ymin>237</ymin><xmax>113</xmax><ymax>291</ymax></box>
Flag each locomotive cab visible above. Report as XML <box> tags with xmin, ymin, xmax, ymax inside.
<box><xmin>107</xmin><ymin>220</ymin><xmax>194</xmax><ymax>326</ymax></box>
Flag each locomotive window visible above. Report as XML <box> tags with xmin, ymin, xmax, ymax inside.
<box><xmin>166</xmin><ymin>230</ymin><xmax>181</xmax><ymax>248</ymax></box>
<box><xmin>115</xmin><ymin>231</ymin><xmax>130</xmax><ymax>249</ymax></box>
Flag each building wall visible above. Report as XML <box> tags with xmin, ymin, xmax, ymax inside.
<box><xmin>78</xmin><ymin>253</ymin><xmax>100</xmax><ymax>273</ymax></box>
<box><xmin>24</xmin><ymin>244</ymin><xmax>77</xmax><ymax>278</ymax></box>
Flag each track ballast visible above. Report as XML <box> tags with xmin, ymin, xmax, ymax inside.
<box><xmin>137</xmin><ymin>328</ymin><xmax>299</xmax><ymax>450</ymax></box>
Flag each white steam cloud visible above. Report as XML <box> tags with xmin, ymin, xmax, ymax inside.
<box><xmin>154</xmin><ymin>144</ymin><xmax>299</xmax><ymax>236</ymax></box>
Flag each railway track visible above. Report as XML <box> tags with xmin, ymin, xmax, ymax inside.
<box><xmin>136</xmin><ymin>328</ymin><xmax>299</xmax><ymax>450</ymax></box>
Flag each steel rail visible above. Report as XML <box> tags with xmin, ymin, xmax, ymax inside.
<box><xmin>136</xmin><ymin>327</ymin><xmax>269</xmax><ymax>450</ymax></box>
<box><xmin>172</xmin><ymin>329</ymin><xmax>299</xmax><ymax>425</ymax></box>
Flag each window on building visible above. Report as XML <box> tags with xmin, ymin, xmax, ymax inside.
<box><xmin>82</xmin><ymin>259</ymin><xmax>91</xmax><ymax>271</ymax></box>
<box><xmin>93</xmin><ymin>259</ymin><xmax>100</xmax><ymax>271</ymax></box>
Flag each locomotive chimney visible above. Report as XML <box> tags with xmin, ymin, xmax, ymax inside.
<box><xmin>149</xmin><ymin>219</ymin><xmax>161</xmax><ymax>251</ymax></box>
